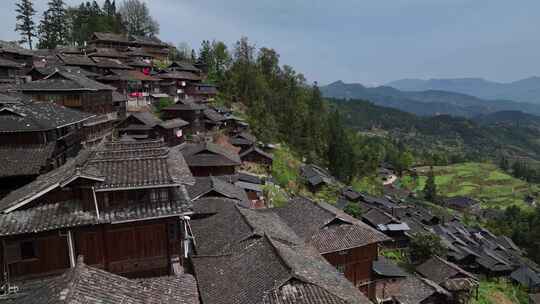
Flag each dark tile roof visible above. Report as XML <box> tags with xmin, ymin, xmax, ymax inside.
<box><xmin>388</xmin><ymin>276</ymin><xmax>450</xmax><ymax>304</ymax></box>
<box><xmin>162</xmin><ymin>101</ymin><xmax>206</xmax><ymax>111</ymax></box>
<box><xmin>126</xmin><ymin>47</ymin><xmax>154</xmax><ymax>58</ymax></box>
<box><xmin>159</xmin><ymin>118</ymin><xmax>189</xmax><ymax>129</ymax></box>
<box><xmin>127</xmin><ymin>59</ymin><xmax>152</xmax><ymax>68</ymax></box>
<box><xmin>276</xmin><ymin>197</ymin><xmax>389</xmax><ymax>254</ymax></box>
<box><xmin>0</xmin><ymin>140</ymin><xmax>194</xmax><ymax>214</ymax></box>
<box><xmin>157</xmin><ymin>71</ymin><xmax>201</xmax><ymax>81</ymax></box>
<box><xmin>0</xmin><ymin>40</ymin><xmax>34</xmax><ymax>56</ymax></box>
<box><xmin>239</xmin><ymin>146</ymin><xmax>273</xmax><ymax>161</ymax></box>
<box><xmin>341</xmin><ymin>187</ymin><xmax>362</xmax><ymax>201</ymax></box>
<box><xmin>181</xmin><ymin>142</ymin><xmax>241</xmax><ymax>167</ymax></box>
<box><xmin>0</xmin><ymin>58</ymin><xmax>22</xmax><ymax>68</ymax></box>
<box><xmin>300</xmin><ymin>164</ymin><xmax>335</xmax><ymax>187</ymax></box>
<box><xmin>123</xmin><ymin>111</ymin><xmax>163</xmax><ymax>127</ymax></box>
<box><xmin>0</xmin><ymin>100</ymin><xmax>93</xmax><ymax>132</ymax></box>
<box><xmin>130</xmin><ymin>35</ymin><xmax>169</xmax><ymax>47</ymax></box>
<box><xmin>416</xmin><ymin>256</ymin><xmax>477</xmax><ymax>285</ymax></box>
<box><xmin>20</xmin><ymin>70</ymin><xmax>115</xmax><ymax>92</ymax></box>
<box><xmin>0</xmin><ymin>150</ymin><xmax>100</xmax><ymax>213</ymax></box>
<box><xmin>87</xmin><ymin>47</ymin><xmax>128</xmax><ymax>59</ymax></box>
<box><xmin>91</xmin><ymin>32</ymin><xmax>129</xmax><ymax>43</ymax></box>
<box><xmin>0</xmin><ymin>144</ymin><xmax>55</xmax><ymax>178</ymax></box>
<box><xmin>510</xmin><ymin>266</ymin><xmax>540</xmax><ymax>288</ymax></box>
<box><xmin>192</xmin><ymin>235</ymin><xmax>371</xmax><ymax>304</ymax></box>
<box><xmin>191</xmin><ymin>199</ymin><xmax>254</xmax><ymax>255</ymax></box>
<box><xmin>168</xmin><ymin>61</ymin><xmax>201</xmax><ymax>73</ymax></box>
<box><xmin>57</xmin><ymin>54</ymin><xmax>97</xmax><ymax>67</ymax></box>
<box><xmin>27</xmin><ymin>65</ymin><xmax>100</xmax><ymax>78</ymax></box>
<box><xmin>0</xmin><ymin>257</ymin><xmax>199</xmax><ymax>304</ymax></box>
<box><xmin>202</xmin><ymin>108</ymin><xmax>226</xmax><ymax>122</ymax></box>
<box><xmin>237</xmin><ymin>172</ymin><xmax>263</xmax><ymax>184</ymax></box>
<box><xmin>89</xmin><ymin>140</ymin><xmax>194</xmax><ymax>191</ymax></box>
<box><xmin>92</xmin><ymin>57</ymin><xmax>133</xmax><ymax>70</ymax></box>
<box><xmin>372</xmin><ymin>257</ymin><xmax>408</xmax><ymax>278</ymax></box>
<box><xmin>187</xmin><ymin>176</ymin><xmax>249</xmax><ymax>204</ymax></box>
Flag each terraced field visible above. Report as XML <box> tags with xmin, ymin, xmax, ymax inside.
<box><xmin>401</xmin><ymin>162</ymin><xmax>538</xmax><ymax>210</ymax></box>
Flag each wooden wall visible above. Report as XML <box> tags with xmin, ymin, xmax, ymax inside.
<box><xmin>1</xmin><ymin>218</ymin><xmax>184</xmax><ymax>280</ymax></box>
<box><xmin>323</xmin><ymin>243</ymin><xmax>378</xmax><ymax>298</ymax></box>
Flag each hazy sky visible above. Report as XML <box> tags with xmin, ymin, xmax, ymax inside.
<box><xmin>1</xmin><ymin>0</ymin><xmax>539</xmax><ymax>85</ymax></box>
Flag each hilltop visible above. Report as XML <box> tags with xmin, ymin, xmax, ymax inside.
<box><xmin>321</xmin><ymin>80</ymin><xmax>540</xmax><ymax>118</ymax></box>
<box><xmin>330</xmin><ymin>98</ymin><xmax>540</xmax><ymax>162</ymax></box>
<box><xmin>388</xmin><ymin>76</ymin><xmax>540</xmax><ymax>104</ymax></box>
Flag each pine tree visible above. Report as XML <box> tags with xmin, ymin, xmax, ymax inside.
<box><xmin>424</xmin><ymin>166</ymin><xmax>437</xmax><ymax>202</ymax></box>
<box><xmin>38</xmin><ymin>0</ymin><xmax>68</xmax><ymax>49</ymax></box>
<box><xmin>15</xmin><ymin>0</ymin><xmax>36</xmax><ymax>49</ymax></box>
<box><xmin>327</xmin><ymin>109</ymin><xmax>354</xmax><ymax>182</ymax></box>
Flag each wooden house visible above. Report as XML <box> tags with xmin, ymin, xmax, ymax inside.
<box><xmin>362</xmin><ymin>208</ymin><xmax>411</xmax><ymax>248</ymax></box>
<box><xmin>0</xmin><ymin>93</ymin><xmax>92</xmax><ymax>197</ymax></box>
<box><xmin>0</xmin><ymin>40</ymin><xmax>34</xmax><ymax>67</ymax></box>
<box><xmin>156</xmin><ymin>118</ymin><xmax>190</xmax><ymax>146</ymax></box>
<box><xmin>385</xmin><ymin>276</ymin><xmax>451</xmax><ymax>304</ymax></box>
<box><xmin>184</xmin><ymin>83</ymin><xmax>218</xmax><ymax>101</ymax></box>
<box><xmin>160</xmin><ymin>101</ymin><xmax>206</xmax><ymax>133</ymax></box>
<box><xmin>300</xmin><ymin>164</ymin><xmax>335</xmax><ymax>192</ymax></box>
<box><xmin>19</xmin><ymin>70</ymin><xmax>117</xmax><ymax>145</ymax></box>
<box><xmin>0</xmin><ymin>139</ymin><xmax>195</xmax><ymax>280</ymax></box>
<box><xmin>190</xmin><ymin>198</ymin><xmax>372</xmax><ymax>304</ymax></box>
<box><xmin>56</xmin><ymin>54</ymin><xmax>98</xmax><ymax>72</ymax></box>
<box><xmin>156</xmin><ymin>70</ymin><xmax>202</xmax><ymax>99</ymax></box>
<box><xmin>180</xmin><ymin>142</ymin><xmax>242</xmax><ymax>177</ymax></box>
<box><xmin>187</xmin><ymin>176</ymin><xmax>250</xmax><ymax>206</ymax></box>
<box><xmin>201</xmin><ymin>107</ymin><xmax>226</xmax><ymax>131</ymax></box>
<box><xmin>372</xmin><ymin>257</ymin><xmax>409</xmax><ymax>303</ymax></box>
<box><xmin>88</xmin><ymin>32</ymin><xmax>171</xmax><ymax>61</ymax></box>
<box><xmin>0</xmin><ymin>58</ymin><xmax>22</xmax><ymax>83</ymax></box>
<box><xmin>276</xmin><ymin>197</ymin><xmax>390</xmax><ymax>299</ymax></box>
<box><xmin>416</xmin><ymin>256</ymin><xmax>478</xmax><ymax>304</ymax></box>
<box><xmin>0</xmin><ymin>256</ymin><xmax>199</xmax><ymax>303</ymax></box>
<box><xmin>229</xmin><ymin>131</ymin><xmax>257</xmax><ymax>152</ymax></box>
<box><xmin>239</xmin><ymin>145</ymin><xmax>273</xmax><ymax>168</ymax></box>
<box><xmin>116</xmin><ymin>111</ymin><xmax>163</xmax><ymax>140</ymax></box>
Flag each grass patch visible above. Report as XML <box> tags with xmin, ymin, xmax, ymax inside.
<box><xmin>271</xmin><ymin>145</ymin><xmax>301</xmax><ymax>191</ymax></box>
<box><xmin>473</xmin><ymin>279</ymin><xmax>528</xmax><ymax>304</ymax></box>
<box><xmin>404</xmin><ymin>162</ymin><xmax>536</xmax><ymax>210</ymax></box>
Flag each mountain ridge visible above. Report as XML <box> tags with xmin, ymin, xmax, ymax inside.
<box><xmin>321</xmin><ymin>80</ymin><xmax>540</xmax><ymax>118</ymax></box>
<box><xmin>387</xmin><ymin>76</ymin><xmax>540</xmax><ymax>104</ymax></box>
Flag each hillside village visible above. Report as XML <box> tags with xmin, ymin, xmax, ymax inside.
<box><xmin>0</xmin><ymin>1</ymin><xmax>539</xmax><ymax>304</ymax></box>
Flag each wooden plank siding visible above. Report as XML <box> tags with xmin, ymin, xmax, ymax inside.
<box><xmin>322</xmin><ymin>243</ymin><xmax>378</xmax><ymax>298</ymax></box>
<box><xmin>1</xmin><ymin>218</ymin><xmax>184</xmax><ymax>280</ymax></box>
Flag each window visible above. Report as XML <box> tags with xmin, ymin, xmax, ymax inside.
<box><xmin>20</xmin><ymin>241</ymin><xmax>37</xmax><ymax>260</ymax></box>
<box><xmin>4</xmin><ymin>240</ymin><xmax>38</xmax><ymax>263</ymax></box>
<box><xmin>336</xmin><ymin>264</ymin><xmax>346</xmax><ymax>274</ymax></box>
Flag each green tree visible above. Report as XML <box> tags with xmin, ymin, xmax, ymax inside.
<box><xmin>409</xmin><ymin>233</ymin><xmax>447</xmax><ymax>264</ymax></box>
<box><xmin>327</xmin><ymin>109</ymin><xmax>354</xmax><ymax>182</ymax></box>
<box><xmin>15</xmin><ymin>0</ymin><xmax>36</xmax><ymax>49</ymax></box>
<box><xmin>119</xmin><ymin>0</ymin><xmax>159</xmax><ymax>37</ymax></box>
<box><xmin>499</xmin><ymin>155</ymin><xmax>510</xmax><ymax>171</ymax></box>
<box><xmin>423</xmin><ymin>166</ymin><xmax>437</xmax><ymax>202</ymax></box>
<box><xmin>38</xmin><ymin>0</ymin><xmax>68</xmax><ymax>49</ymax></box>
<box><xmin>344</xmin><ymin>202</ymin><xmax>362</xmax><ymax>219</ymax></box>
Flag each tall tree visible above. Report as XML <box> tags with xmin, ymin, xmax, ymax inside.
<box><xmin>327</xmin><ymin>109</ymin><xmax>354</xmax><ymax>182</ymax></box>
<box><xmin>15</xmin><ymin>0</ymin><xmax>36</xmax><ymax>49</ymax></box>
<box><xmin>423</xmin><ymin>166</ymin><xmax>437</xmax><ymax>202</ymax></box>
<box><xmin>38</xmin><ymin>0</ymin><xmax>68</xmax><ymax>49</ymax></box>
<box><xmin>119</xmin><ymin>0</ymin><xmax>159</xmax><ymax>37</ymax></box>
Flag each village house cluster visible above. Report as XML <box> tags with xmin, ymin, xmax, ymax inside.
<box><xmin>0</xmin><ymin>33</ymin><xmax>538</xmax><ymax>304</ymax></box>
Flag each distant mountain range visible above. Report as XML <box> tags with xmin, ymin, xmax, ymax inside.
<box><xmin>387</xmin><ymin>77</ymin><xmax>540</xmax><ymax>104</ymax></box>
<box><xmin>329</xmin><ymin>98</ymin><xmax>540</xmax><ymax>161</ymax></box>
<box><xmin>321</xmin><ymin>80</ymin><xmax>540</xmax><ymax>118</ymax></box>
